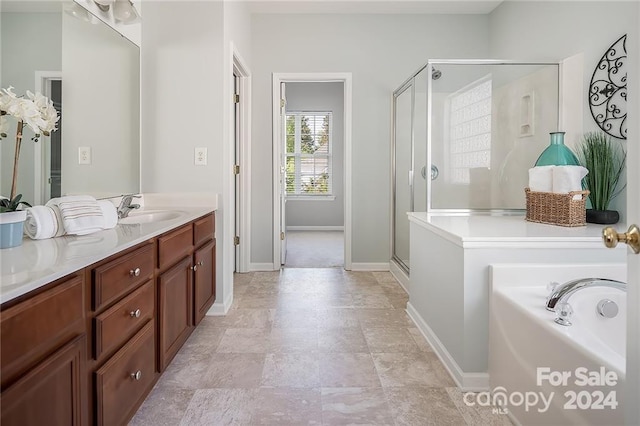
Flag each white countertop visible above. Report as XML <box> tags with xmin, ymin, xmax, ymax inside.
<box><xmin>1</xmin><ymin>193</ymin><xmax>217</xmax><ymax>305</ymax></box>
<box><xmin>407</xmin><ymin>212</ymin><xmax>626</xmax><ymax>249</ymax></box>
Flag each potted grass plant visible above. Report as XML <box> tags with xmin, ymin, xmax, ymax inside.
<box><xmin>576</xmin><ymin>131</ymin><xmax>626</xmax><ymax>224</ymax></box>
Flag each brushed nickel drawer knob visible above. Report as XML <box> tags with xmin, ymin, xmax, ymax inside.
<box><xmin>130</xmin><ymin>267</ymin><xmax>141</xmax><ymax>277</ymax></box>
<box><xmin>198</xmin><ymin>260</ymin><xmax>204</xmax><ymax>266</ymax></box>
<box><xmin>191</xmin><ymin>265</ymin><xmax>198</xmax><ymax>271</ymax></box>
<box><xmin>130</xmin><ymin>309</ymin><xmax>141</xmax><ymax>318</ymax></box>
<box><xmin>130</xmin><ymin>370</ymin><xmax>142</xmax><ymax>381</ymax></box>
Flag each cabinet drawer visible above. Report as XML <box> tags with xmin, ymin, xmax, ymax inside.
<box><xmin>95</xmin><ymin>321</ymin><xmax>156</xmax><ymax>426</ymax></box>
<box><xmin>1</xmin><ymin>274</ymin><xmax>84</xmax><ymax>388</ymax></box>
<box><xmin>158</xmin><ymin>224</ymin><xmax>192</xmax><ymax>270</ymax></box>
<box><xmin>193</xmin><ymin>213</ymin><xmax>214</xmax><ymax>247</ymax></box>
<box><xmin>93</xmin><ymin>243</ymin><xmax>154</xmax><ymax>311</ymax></box>
<box><xmin>94</xmin><ymin>280</ymin><xmax>154</xmax><ymax>360</ymax></box>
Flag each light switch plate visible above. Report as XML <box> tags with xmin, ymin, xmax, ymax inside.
<box><xmin>78</xmin><ymin>147</ymin><xmax>91</xmax><ymax>164</ymax></box>
<box><xmin>195</xmin><ymin>147</ymin><xmax>207</xmax><ymax>165</ymax></box>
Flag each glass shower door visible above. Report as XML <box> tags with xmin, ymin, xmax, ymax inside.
<box><xmin>392</xmin><ymin>83</ymin><xmax>413</xmax><ymax>272</ymax></box>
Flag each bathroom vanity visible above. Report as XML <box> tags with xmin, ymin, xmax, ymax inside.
<box><xmin>0</xmin><ymin>204</ymin><xmax>216</xmax><ymax>425</ymax></box>
<box><xmin>407</xmin><ymin>213</ymin><xmax>627</xmax><ymax>390</ymax></box>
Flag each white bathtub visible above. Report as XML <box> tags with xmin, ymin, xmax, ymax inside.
<box><xmin>489</xmin><ymin>264</ymin><xmax>627</xmax><ymax>426</ymax></box>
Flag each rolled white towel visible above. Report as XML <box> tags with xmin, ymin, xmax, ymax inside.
<box><xmin>98</xmin><ymin>200</ymin><xmax>118</xmax><ymax>229</ymax></box>
<box><xmin>553</xmin><ymin>165</ymin><xmax>588</xmax><ymax>199</ymax></box>
<box><xmin>24</xmin><ymin>205</ymin><xmax>65</xmax><ymax>240</ymax></box>
<box><xmin>528</xmin><ymin>165</ymin><xmax>555</xmax><ymax>192</ymax></box>
<box><xmin>46</xmin><ymin>195</ymin><xmax>103</xmax><ymax>236</ymax></box>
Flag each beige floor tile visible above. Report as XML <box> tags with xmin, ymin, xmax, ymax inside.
<box><xmin>318</xmin><ymin>327</ymin><xmax>369</xmax><ymax>353</ymax></box>
<box><xmin>320</xmin><ymin>387</ymin><xmax>395</xmax><ymax>425</ymax></box>
<box><xmin>180</xmin><ymin>322</ymin><xmax>225</xmax><ymax>354</ymax></box>
<box><xmin>446</xmin><ymin>387</ymin><xmax>514</xmax><ymax>426</ymax></box>
<box><xmin>251</xmin><ymin>271</ymin><xmax>282</xmax><ymax>283</ymax></box>
<box><xmin>372</xmin><ymin>352</ymin><xmax>455</xmax><ymax>387</ymax></box>
<box><xmin>352</xmin><ymin>293</ymin><xmax>394</xmax><ymax>308</ymax></box>
<box><xmin>315</xmin><ymin>292</ymin><xmax>354</xmax><ymax>308</ymax></box>
<box><xmin>129</xmin><ymin>386</ymin><xmax>194</xmax><ymax>426</ymax></box>
<box><xmin>161</xmin><ymin>352</ymin><xmax>266</xmax><ymax>389</ymax></box>
<box><xmin>268</xmin><ymin>327</ymin><xmax>318</xmax><ymax>353</ymax></box>
<box><xmin>206</xmin><ymin>308</ymin><xmax>272</xmax><ymax>329</ymax></box>
<box><xmin>261</xmin><ymin>353</ymin><xmax>320</xmax><ymax>387</ymax></box>
<box><xmin>251</xmin><ymin>387</ymin><xmax>322</xmax><ymax>425</ymax></box>
<box><xmin>276</xmin><ymin>292</ymin><xmax>321</xmax><ymax>310</ymax></box>
<box><xmin>235</xmin><ymin>294</ymin><xmax>280</xmax><ymax>309</ymax></box>
<box><xmin>408</xmin><ymin>327</ymin><xmax>434</xmax><ymax>352</ymax></box>
<box><xmin>272</xmin><ymin>308</ymin><xmax>320</xmax><ymax>329</ymax></box>
<box><xmin>179</xmin><ymin>389</ymin><xmax>257</xmax><ymax>425</ymax></box>
<box><xmin>319</xmin><ymin>353</ymin><xmax>381</xmax><ymax>387</ymax></box>
<box><xmin>357</xmin><ymin>308</ymin><xmax>414</xmax><ymax>328</ymax></box>
<box><xmin>385</xmin><ymin>386</ymin><xmax>466</xmax><ymax>426</ymax></box>
<box><xmin>317</xmin><ymin>308</ymin><xmax>360</xmax><ymax>329</ymax></box>
<box><xmin>342</xmin><ymin>271</ymin><xmax>377</xmax><ymax>283</ymax></box>
<box><xmin>216</xmin><ymin>328</ymin><xmax>270</xmax><ymax>353</ymax></box>
<box><xmin>238</xmin><ymin>282</ymin><xmax>280</xmax><ymax>295</ymax></box>
<box><xmin>347</xmin><ymin>280</ymin><xmax>388</xmax><ymax>294</ymax></box>
<box><xmin>363</xmin><ymin>328</ymin><xmax>421</xmax><ymax>353</ymax></box>
<box><xmin>233</xmin><ymin>272</ymin><xmax>254</xmax><ymax>285</ymax></box>
<box><xmin>372</xmin><ymin>271</ymin><xmax>400</xmax><ymax>283</ymax></box>
<box><xmin>386</xmin><ymin>294</ymin><xmax>410</xmax><ymax>309</ymax></box>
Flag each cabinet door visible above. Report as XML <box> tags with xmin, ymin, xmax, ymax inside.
<box><xmin>194</xmin><ymin>239</ymin><xmax>216</xmax><ymax>325</ymax></box>
<box><xmin>0</xmin><ymin>335</ymin><xmax>87</xmax><ymax>426</ymax></box>
<box><xmin>158</xmin><ymin>256</ymin><xmax>193</xmax><ymax>371</ymax></box>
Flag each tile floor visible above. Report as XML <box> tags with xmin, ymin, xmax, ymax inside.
<box><xmin>130</xmin><ymin>269</ymin><xmax>511</xmax><ymax>425</ymax></box>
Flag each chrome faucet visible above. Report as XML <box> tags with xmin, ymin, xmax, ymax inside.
<box><xmin>117</xmin><ymin>194</ymin><xmax>141</xmax><ymax>219</ymax></box>
<box><xmin>546</xmin><ymin>278</ymin><xmax>627</xmax><ymax>311</ymax></box>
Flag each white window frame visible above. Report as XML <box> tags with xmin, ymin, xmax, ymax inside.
<box><xmin>285</xmin><ymin>111</ymin><xmax>334</xmax><ymax>200</ymax></box>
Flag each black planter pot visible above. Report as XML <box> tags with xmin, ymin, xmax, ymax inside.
<box><xmin>586</xmin><ymin>209</ymin><xmax>619</xmax><ymax>225</ymax></box>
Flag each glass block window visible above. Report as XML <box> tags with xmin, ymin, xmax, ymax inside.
<box><xmin>447</xmin><ymin>79</ymin><xmax>492</xmax><ymax>184</ymax></box>
<box><xmin>285</xmin><ymin>112</ymin><xmax>332</xmax><ymax>196</ymax></box>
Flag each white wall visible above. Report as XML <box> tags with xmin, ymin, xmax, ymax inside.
<box><xmin>142</xmin><ymin>1</ymin><xmax>252</xmax><ymax>312</ymax></box>
<box><xmin>489</xmin><ymin>0</ymin><xmax>639</xmax><ymax>220</ymax></box>
<box><xmin>1</xmin><ymin>12</ymin><xmax>61</xmax><ymax>202</ymax></box>
<box><xmin>250</xmin><ymin>13</ymin><xmax>490</xmax><ymax>264</ymax></box>
<box><xmin>285</xmin><ymin>82</ymin><xmax>344</xmax><ymax>227</ymax></box>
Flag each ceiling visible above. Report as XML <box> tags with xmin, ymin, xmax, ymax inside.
<box><xmin>1</xmin><ymin>0</ymin><xmax>504</xmax><ymax>15</ymax></box>
<box><xmin>244</xmin><ymin>0</ymin><xmax>504</xmax><ymax>14</ymax></box>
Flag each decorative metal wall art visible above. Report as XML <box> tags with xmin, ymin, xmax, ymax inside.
<box><xmin>589</xmin><ymin>34</ymin><xmax>627</xmax><ymax>140</ymax></box>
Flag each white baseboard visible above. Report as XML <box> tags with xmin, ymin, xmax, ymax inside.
<box><xmin>350</xmin><ymin>262</ymin><xmax>389</xmax><ymax>271</ymax></box>
<box><xmin>389</xmin><ymin>260</ymin><xmax>409</xmax><ymax>293</ymax></box>
<box><xmin>286</xmin><ymin>226</ymin><xmax>344</xmax><ymax>231</ymax></box>
<box><xmin>406</xmin><ymin>302</ymin><xmax>489</xmax><ymax>391</ymax></box>
<box><xmin>250</xmin><ymin>263</ymin><xmax>279</xmax><ymax>272</ymax></box>
<box><xmin>207</xmin><ymin>292</ymin><xmax>234</xmax><ymax>316</ymax></box>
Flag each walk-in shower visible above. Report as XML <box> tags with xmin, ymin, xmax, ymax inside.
<box><xmin>392</xmin><ymin>60</ymin><xmax>561</xmax><ymax>274</ymax></box>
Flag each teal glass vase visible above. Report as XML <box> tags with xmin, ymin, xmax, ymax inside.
<box><xmin>534</xmin><ymin>132</ymin><xmax>580</xmax><ymax>166</ymax></box>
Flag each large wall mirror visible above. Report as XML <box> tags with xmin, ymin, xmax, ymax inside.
<box><xmin>1</xmin><ymin>0</ymin><xmax>140</xmax><ymax>205</ymax></box>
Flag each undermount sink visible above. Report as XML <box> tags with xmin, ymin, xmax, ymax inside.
<box><xmin>119</xmin><ymin>210</ymin><xmax>184</xmax><ymax>224</ymax></box>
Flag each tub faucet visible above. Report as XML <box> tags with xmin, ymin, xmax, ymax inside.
<box><xmin>117</xmin><ymin>194</ymin><xmax>141</xmax><ymax>219</ymax></box>
<box><xmin>546</xmin><ymin>278</ymin><xmax>626</xmax><ymax>311</ymax></box>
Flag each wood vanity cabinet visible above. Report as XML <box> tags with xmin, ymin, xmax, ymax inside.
<box><xmin>0</xmin><ymin>211</ymin><xmax>216</xmax><ymax>425</ymax></box>
<box><xmin>0</xmin><ymin>273</ymin><xmax>87</xmax><ymax>426</ymax></box>
<box><xmin>157</xmin><ymin>212</ymin><xmax>216</xmax><ymax>371</ymax></box>
<box><xmin>89</xmin><ymin>241</ymin><xmax>158</xmax><ymax>426</ymax></box>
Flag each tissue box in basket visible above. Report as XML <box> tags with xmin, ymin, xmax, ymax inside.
<box><xmin>525</xmin><ymin>188</ymin><xmax>589</xmax><ymax>227</ymax></box>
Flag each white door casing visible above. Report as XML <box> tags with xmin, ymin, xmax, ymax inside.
<box><xmin>280</xmin><ymin>82</ymin><xmax>287</xmax><ymax>265</ymax></box>
<box><xmin>271</xmin><ymin>73</ymin><xmax>353</xmax><ymax>270</ymax></box>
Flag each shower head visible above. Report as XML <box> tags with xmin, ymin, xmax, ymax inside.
<box><xmin>432</xmin><ymin>68</ymin><xmax>442</xmax><ymax>80</ymax></box>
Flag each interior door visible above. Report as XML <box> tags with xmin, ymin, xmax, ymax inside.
<box><xmin>233</xmin><ymin>72</ymin><xmax>240</xmax><ymax>272</ymax></box>
<box><xmin>280</xmin><ymin>82</ymin><xmax>287</xmax><ymax>265</ymax></box>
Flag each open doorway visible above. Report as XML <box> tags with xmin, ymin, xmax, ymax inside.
<box><xmin>283</xmin><ymin>82</ymin><xmax>344</xmax><ymax>268</ymax></box>
<box><xmin>272</xmin><ymin>73</ymin><xmax>353</xmax><ymax>270</ymax></box>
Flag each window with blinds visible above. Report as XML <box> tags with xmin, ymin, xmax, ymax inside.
<box><xmin>447</xmin><ymin>78</ymin><xmax>492</xmax><ymax>184</ymax></box>
<box><xmin>285</xmin><ymin>112</ymin><xmax>333</xmax><ymax>196</ymax></box>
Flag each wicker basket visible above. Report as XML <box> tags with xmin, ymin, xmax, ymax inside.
<box><xmin>525</xmin><ymin>188</ymin><xmax>589</xmax><ymax>227</ymax></box>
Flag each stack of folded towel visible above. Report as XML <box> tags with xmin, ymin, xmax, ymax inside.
<box><xmin>24</xmin><ymin>195</ymin><xmax>118</xmax><ymax>240</ymax></box>
<box><xmin>528</xmin><ymin>165</ymin><xmax>588</xmax><ymax>199</ymax></box>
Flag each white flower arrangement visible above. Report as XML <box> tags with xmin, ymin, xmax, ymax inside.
<box><xmin>0</xmin><ymin>86</ymin><xmax>60</xmax><ymax>203</ymax></box>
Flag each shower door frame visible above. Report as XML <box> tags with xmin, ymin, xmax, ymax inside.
<box><xmin>391</xmin><ymin>76</ymin><xmax>417</xmax><ymax>275</ymax></box>
<box><xmin>425</xmin><ymin>59</ymin><xmax>562</xmax><ymax>215</ymax></box>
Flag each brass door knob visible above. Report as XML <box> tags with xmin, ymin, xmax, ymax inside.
<box><xmin>603</xmin><ymin>225</ymin><xmax>640</xmax><ymax>254</ymax></box>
